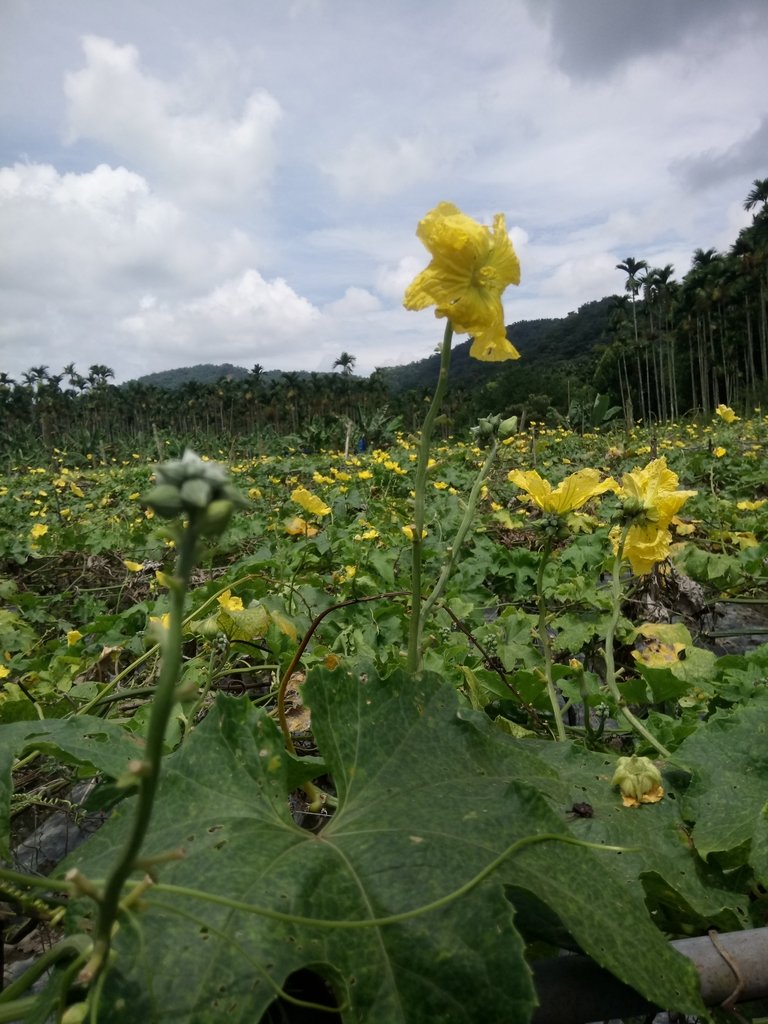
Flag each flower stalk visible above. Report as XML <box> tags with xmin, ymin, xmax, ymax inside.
<box><xmin>407</xmin><ymin>321</ymin><xmax>453</xmax><ymax>672</ymax></box>
<box><xmin>603</xmin><ymin>523</ymin><xmax>671</xmax><ymax>759</ymax></box>
<box><xmin>534</xmin><ymin>537</ymin><xmax>567</xmax><ymax>741</ymax></box>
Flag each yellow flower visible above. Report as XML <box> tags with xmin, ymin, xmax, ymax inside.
<box><xmin>357</xmin><ymin>470</ymin><xmax>373</xmax><ymax>480</ymax></box>
<box><xmin>284</xmin><ymin>516</ymin><xmax>318</xmax><ymax>537</ymax></box>
<box><xmin>614</xmin><ymin>458</ymin><xmax>697</xmax><ymax>575</ymax></box>
<box><xmin>149</xmin><ymin>613</ymin><xmax>170</xmax><ymax>631</ymax></box>
<box><xmin>507</xmin><ymin>468</ymin><xmax>615</xmax><ymax>515</ymax></box>
<box><xmin>0</xmin><ymin>665</ymin><xmax>10</xmax><ymax>679</ymax></box>
<box><xmin>248</xmin><ymin>487</ymin><xmax>262</xmax><ymax>500</ymax></box>
<box><xmin>713</xmin><ymin>446</ymin><xmax>726</xmax><ymax>458</ymax></box>
<box><xmin>123</xmin><ymin>560</ymin><xmax>145</xmax><ymax>572</ymax></box>
<box><xmin>29</xmin><ymin>523</ymin><xmax>48</xmax><ymax>539</ymax></box>
<box><xmin>67</xmin><ymin>630</ymin><xmax>83</xmax><ymax>646</ymax></box>
<box><xmin>715</xmin><ymin>404</ymin><xmax>738</xmax><ymax>424</ymax></box>
<box><xmin>217</xmin><ymin>589</ymin><xmax>244</xmax><ymax>612</ymax></box>
<box><xmin>737</xmin><ymin>498</ymin><xmax>767</xmax><ymax>511</ymax></box>
<box><xmin>291</xmin><ymin>487</ymin><xmax>331</xmax><ymax>517</ymax></box>
<box><xmin>355</xmin><ymin>527</ymin><xmax>379</xmax><ymax>541</ymax></box>
<box><xmin>402</xmin><ymin>525</ymin><xmax>428</xmax><ymax>542</ymax></box>
<box><xmin>403</xmin><ymin>201</ymin><xmax>521</xmax><ymax>362</ymax></box>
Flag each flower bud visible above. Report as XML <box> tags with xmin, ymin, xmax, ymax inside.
<box><xmin>198</xmin><ymin>499</ymin><xmax>235</xmax><ymax>536</ymax></box>
<box><xmin>612</xmin><ymin>755</ymin><xmax>664</xmax><ymax>806</ymax></box>
<box><xmin>143</xmin><ymin>484</ymin><xmax>185</xmax><ymax>518</ymax></box>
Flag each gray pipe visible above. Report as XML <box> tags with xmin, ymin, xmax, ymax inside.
<box><xmin>531</xmin><ymin>927</ymin><xmax>768</xmax><ymax>1024</ymax></box>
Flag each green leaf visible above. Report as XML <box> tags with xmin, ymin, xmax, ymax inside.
<box><xmin>61</xmin><ymin>671</ymin><xmax>703</xmax><ymax>1022</ymax></box>
<box><xmin>676</xmin><ymin>697</ymin><xmax>768</xmax><ymax>861</ymax></box>
<box><xmin>518</xmin><ymin>740</ymin><xmax>748</xmax><ymax>934</ymax></box>
<box><xmin>0</xmin><ymin>716</ymin><xmax>144</xmax><ymax>859</ymax></box>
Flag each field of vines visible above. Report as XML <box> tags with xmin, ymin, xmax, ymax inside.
<box><xmin>1</xmin><ymin>402</ymin><xmax>767</xmax><ymax>1022</ymax></box>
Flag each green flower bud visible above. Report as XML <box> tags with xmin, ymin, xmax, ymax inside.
<box><xmin>180</xmin><ymin>477</ymin><xmax>213</xmax><ymax>510</ymax></box>
<box><xmin>143</xmin><ymin>484</ymin><xmax>185</xmax><ymax>518</ymax></box>
<box><xmin>499</xmin><ymin>415</ymin><xmax>518</xmax><ymax>437</ymax></box>
<box><xmin>198</xmin><ymin>498</ymin><xmax>235</xmax><ymax>536</ymax></box>
<box><xmin>612</xmin><ymin>755</ymin><xmax>663</xmax><ymax>804</ymax></box>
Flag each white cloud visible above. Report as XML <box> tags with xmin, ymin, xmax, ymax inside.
<box><xmin>64</xmin><ymin>36</ymin><xmax>282</xmax><ymax>206</ymax></box>
<box><xmin>321</xmin><ymin>133</ymin><xmax>439</xmax><ymax>198</ymax></box>
<box><xmin>323</xmin><ymin>287</ymin><xmax>381</xmax><ymax>317</ymax></box>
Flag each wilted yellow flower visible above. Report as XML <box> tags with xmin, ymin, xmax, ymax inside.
<box><xmin>715</xmin><ymin>404</ymin><xmax>738</xmax><ymax>424</ymax></box>
<box><xmin>284</xmin><ymin>516</ymin><xmax>318</xmax><ymax>537</ymax></box>
<box><xmin>217</xmin><ymin>589</ymin><xmax>244</xmax><ymax>612</ymax></box>
<box><xmin>123</xmin><ymin>560</ymin><xmax>145</xmax><ymax>572</ymax></box>
<box><xmin>507</xmin><ymin>468</ymin><xmax>615</xmax><ymax>515</ymax></box>
<box><xmin>291</xmin><ymin>487</ymin><xmax>331</xmax><ymax>517</ymax></box>
<box><xmin>29</xmin><ymin>523</ymin><xmax>48</xmax><ymax>539</ymax></box>
<box><xmin>612</xmin><ymin>755</ymin><xmax>664</xmax><ymax>808</ymax></box>
<box><xmin>66</xmin><ymin>630</ymin><xmax>83</xmax><ymax>646</ymax></box>
<box><xmin>403</xmin><ymin>201</ymin><xmax>521</xmax><ymax>362</ymax></box>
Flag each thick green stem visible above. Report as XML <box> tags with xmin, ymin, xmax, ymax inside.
<box><xmin>603</xmin><ymin>525</ymin><xmax>672</xmax><ymax>759</ymax></box>
<box><xmin>84</xmin><ymin>526</ymin><xmax>199</xmax><ymax>981</ymax></box>
<box><xmin>417</xmin><ymin>439</ymin><xmax>499</xmax><ymax>657</ymax></box>
<box><xmin>535</xmin><ymin>538</ymin><xmax>567</xmax><ymax>741</ymax></box>
<box><xmin>407</xmin><ymin>320</ymin><xmax>454</xmax><ymax>673</ymax></box>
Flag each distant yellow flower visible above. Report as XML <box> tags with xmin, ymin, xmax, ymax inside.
<box><xmin>355</xmin><ymin>527</ymin><xmax>379</xmax><ymax>541</ymax></box>
<box><xmin>29</xmin><ymin>523</ymin><xmax>48</xmax><ymax>539</ymax></box>
<box><xmin>247</xmin><ymin>487</ymin><xmax>262</xmax><ymax>500</ymax></box>
<box><xmin>715</xmin><ymin>404</ymin><xmax>738</xmax><ymax>424</ymax></box>
<box><xmin>217</xmin><ymin>589</ymin><xmax>244</xmax><ymax>612</ymax></box>
<box><xmin>67</xmin><ymin>630</ymin><xmax>83</xmax><ymax>646</ymax></box>
<box><xmin>123</xmin><ymin>560</ymin><xmax>145</xmax><ymax>572</ymax></box>
<box><xmin>284</xmin><ymin>516</ymin><xmax>318</xmax><ymax>537</ymax></box>
<box><xmin>402</xmin><ymin>525</ymin><xmax>428</xmax><ymax>542</ymax></box>
<box><xmin>403</xmin><ymin>201</ymin><xmax>521</xmax><ymax>362</ymax></box>
<box><xmin>357</xmin><ymin>470</ymin><xmax>373</xmax><ymax>480</ymax></box>
<box><xmin>69</xmin><ymin>483</ymin><xmax>85</xmax><ymax>498</ymax></box>
<box><xmin>0</xmin><ymin>665</ymin><xmax>10</xmax><ymax>679</ymax></box>
<box><xmin>713</xmin><ymin>446</ymin><xmax>726</xmax><ymax>458</ymax></box>
<box><xmin>149</xmin><ymin>613</ymin><xmax>170</xmax><ymax>631</ymax></box>
<box><xmin>291</xmin><ymin>487</ymin><xmax>331</xmax><ymax>517</ymax></box>
<box><xmin>737</xmin><ymin>498</ymin><xmax>767</xmax><ymax>511</ymax></box>
<box><xmin>507</xmin><ymin>468</ymin><xmax>615</xmax><ymax>515</ymax></box>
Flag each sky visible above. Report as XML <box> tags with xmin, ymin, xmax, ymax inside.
<box><xmin>1</xmin><ymin>0</ymin><xmax>766</xmax><ymax>385</ymax></box>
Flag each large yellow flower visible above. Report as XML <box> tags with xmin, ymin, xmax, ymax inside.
<box><xmin>715</xmin><ymin>404</ymin><xmax>738</xmax><ymax>424</ymax></box>
<box><xmin>614</xmin><ymin>458</ymin><xmax>697</xmax><ymax>574</ymax></box>
<box><xmin>617</xmin><ymin>458</ymin><xmax>696</xmax><ymax>528</ymax></box>
<box><xmin>291</xmin><ymin>487</ymin><xmax>331</xmax><ymax>517</ymax></box>
<box><xmin>507</xmin><ymin>468</ymin><xmax>615</xmax><ymax>515</ymax></box>
<box><xmin>403</xmin><ymin>202</ymin><xmax>521</xmax><ymax>361</ymax></box>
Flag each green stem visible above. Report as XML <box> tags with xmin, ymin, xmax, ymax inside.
<box><xmin>535</xmin><ymin>538</ymin><xmax>567</xmax><ymax>741</ymax></box>
<box><xmin>407</xmin><ymin>320</ymin><xmax>454</xmax><ymax>673</ymax></box>
<box><xmin>0</xmin><ymin>934</ymin><xmax>91</xmax><ymax>1003</ymax></box>
<box><xmin>84</xmin><ymin>525</ymin><xmax>199</xmax><ymax>981</ymax></box>
<box><xmin>151</xmin><ymin>832</ymin><xmax>627</xmax><ymax>930</ymax></box>
<box><xmin>417</xmin><ymin>438</ymin><xmax>499</xmax><ymax>657</ymax></box>
<box><xmin>603</xmin><ymin>524</ymin><xmax>672</xmax><ymax>759</ymax></box>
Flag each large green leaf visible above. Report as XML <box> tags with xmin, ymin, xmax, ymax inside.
<box><xmin>60</xmin><ymin>670</ymin><xmax>703</xmax><ymax>1023</ymax></box>
<box><xmin>676</xmin><ymin>697</ymin><xmax>768</xmax><ymax>861</ymax></box>
<box><xmin>514</xmin><ymin>740</ymin><xmax>748</xmax><ymax>934</ymax></box>
<box><xmin>0</xmin><ymin>716</ymin><xmax>145</xmax><ymax>859</ymax></box>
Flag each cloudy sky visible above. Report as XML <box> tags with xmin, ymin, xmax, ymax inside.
<box><xmin>1</xmin><ymin>0</ymin><xmax>766</xmax><ymax>384</ymax></box>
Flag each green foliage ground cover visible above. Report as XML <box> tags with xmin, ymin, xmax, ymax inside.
<box><xmin>0</xmin><ymin>411</ymin><xmax>767</xmax><ymax>1022</ymax></box>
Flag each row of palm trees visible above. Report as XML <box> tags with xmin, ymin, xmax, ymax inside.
<box><xmin>599</xmin><ymin>178</ymin><xmax>768</xmax><ymax>423</ymax></box>
<box><xmin>0</xmin><ymin>358</ymin><xmax>399</xmax><ymax>460</ymax></box>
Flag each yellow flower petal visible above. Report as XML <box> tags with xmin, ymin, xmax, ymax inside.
<box><xmin>217</xmin><ymin>589</ymin><xmax>244</xmax><ymax>612</ymax></box>
<box><xmin>291</xmin><ymin>487</ymin><xmax>331</xmax><ymax>517</ymax></box>
<box><xmin>123</xmin><ymin>560</ymin><xmax>145</xmax><ymax>572</ymax></box>
<box><xmin>66</xmin><ymin>630</ymin><xmax>83</xmax><ymax>646</ymax></box>
<box><xmin>508</xmin><ymin>468</ymin><xmax>615</xmax><ymax>515</ymax></box>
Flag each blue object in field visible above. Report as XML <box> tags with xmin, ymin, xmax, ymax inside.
<box><xmin>357</xmin><ymin>437</ymin><xmax>367</xmax><ymax>452</ymax></box>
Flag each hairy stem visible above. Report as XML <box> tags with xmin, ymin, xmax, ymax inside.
<box><xmin>535</xmin><ymin>538</ymin><xmax>567</xmax><ymax>741</ymax></box>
